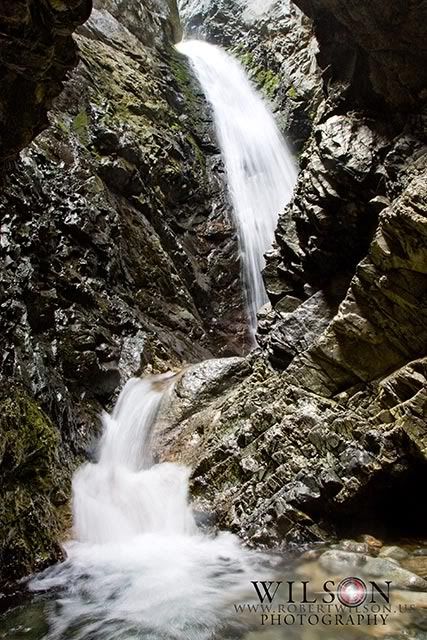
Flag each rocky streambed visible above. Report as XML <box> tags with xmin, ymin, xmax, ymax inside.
<box><xmin>1</xmin><ymin>537</ymin><xmax>427</xmax><ymax>639</ymax></box>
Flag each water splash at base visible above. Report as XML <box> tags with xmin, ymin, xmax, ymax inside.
<box><xmin>29</xmin><ymin>373</ymin><xmax>271</xmax><ymax>639</ymax></box>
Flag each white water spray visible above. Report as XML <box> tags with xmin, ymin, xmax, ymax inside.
<box><xmin>31</xmin><ymin>372</ymin><xmax>272</xmax><ymax>639</ymax></box>
<box><xmin>176</xmin><ymin>40</ymin><xmax>297</xmax><ymax>332</ymax></box>
<box><xmin>71</xmin><ymin>374</ymin><xmax>196</xmax><ymax>545</ymax></box>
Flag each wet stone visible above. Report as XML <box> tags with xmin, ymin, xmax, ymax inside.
<box><xmin>379</xmin><ymin>545</ymin><xmax>409</xmax><ymax>561</ymax></box>
<box><xmin>335</xmin><ymin>539</ymin><xmax>370</xmax><ymax>554</ymax></box>
<box><xmin>402</xmin><ymin>556</ymin><xmax>427</xmax><ymax>580</ymax></box>
<box><xmin>318</xmin><ymin>550</ymin><xmax>427</xmax><ymax>591</ymax></box>
<box><xmin>361</xmin><ymin>534</ymin><xmax>384</xmax><ymax>554</ymax></box>
<box><xmin>318</xmin><ymin>550</ymin><xmax>369</xmax><ymax>573</ymax></box>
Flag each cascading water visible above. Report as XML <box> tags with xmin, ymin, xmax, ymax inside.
<box><xmin>71</xmin><ymin>374</ymin><xmax>196</xmax><ymax>545</ymax></box>
<box><xmin>176</xmin><ymin>40</ymin><xmax>297</xmax><ymax>334</ymax></box>
<box><xmin>17</xmin><ymin>38</ymin><xmax>297</xmax><ymax>640</ymax></box>
<box><xmin>29</xmin><ymin>372</ymin><xmax>272</xmax><ymax>640</ymax></box>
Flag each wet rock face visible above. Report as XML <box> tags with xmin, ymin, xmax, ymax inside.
<box><xmin>258</xmin><ymin>0</ymin><xmax>426</xmax><ymax>540</ymax></box>
<box><xmin>94</xmin><ymin>0</ymin><xmax>182</xmax><ymax>45</ymax></box>
<box><xmin>255</xmin><ymin>0</ymin><xmax>427</xmax><ymax>396</ymax></box>
<box><xmin>0</xmin><ymin>387</ymin><xmax>69</xmax><ymax>582</ymax></box>
<box><xmin>292</xmin><ymin>0</ymin><xmax>427</xmax><ymax>109</ymax></box>
<box><xmin>174</xmin><ymin>0</ymin><xmax>427</xmax><ymax>546</ymax></box>
<box><xmin>287</xmin><ymin>159</ymin><xmax>427</xmax><ymax>396</ymax></box>
<box><xmin>160</xmin><ymin>356</ymin><xmax>427</xmax><ymax>547</ymax></box>
<box><xmin>0</xmin><ymin>0</ymin><xmax>245</xmax><ymax>582</ymax></box>
<box><xmin>179</xmin><ymin>0</ymin><xmax>322</xmax><ymax>153</ymax></box>
<box><xmin>262</xmin><ymin>115</ymin><xmax>427</xmax><ymax>390</ymax></box>
<box><xmin>0</xmin><ymin>0</ymin><xmax>92</xmax><ymax>163</ymax></box>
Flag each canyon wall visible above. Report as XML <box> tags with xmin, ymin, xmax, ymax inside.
<box><xmin>0</xmin><ymin>0</ymin><xmax>426</xmax><ymax>583</ymax></box>
<box><xmin>168</xmin><ymin>0</ymin><xmax>427</xmax><ymax>546</ymax></box>
<box><xmin>0</xmin><ymin>0</ymin><xmax>243</xmax><ymax>583</ymax></box>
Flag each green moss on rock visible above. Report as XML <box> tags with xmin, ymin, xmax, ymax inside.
<box><xmin>71</xmin><ymin>109</ymin><xmax>90</xmax><ymax>146</ymax></box>
<box><xmin>0</xmin><ymin>388</ymin><xmax>66</xmax><ymax>583</ymax></box>
<box><xmin>232</xmin><ymin>45</ymin><xmax>280</xmax><ymax>101</ymax></box>
<box><xmin>287</xmin><ymin>85</ymin><xmax>298</xmax><ymax>99</ymax></box>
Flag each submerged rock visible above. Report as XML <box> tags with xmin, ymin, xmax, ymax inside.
<box><xmin>380</xmin><ymin>546</ymin><xmax>409</xmax><ymax>561</ymax></box>
<box><xmin>319</xmin><ymin>550</ymin><xmax>427</xmax><ymax>591</ymax></box>
<box><xmin>335</xmin><ymin>540</ymin><xmax>370</xmax><ymax>555</ymax></box>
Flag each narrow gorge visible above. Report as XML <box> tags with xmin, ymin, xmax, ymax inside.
<box><xmin>0</xmin><ymin>0</ymin><xmax>426</xmax><ymax>638</ymax></box>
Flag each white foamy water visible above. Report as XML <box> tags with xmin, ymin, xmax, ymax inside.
<box><xmin>30</xmin><ymin>373</ymin><xmax>272</xmax><ymax>639</ymax></box>
<box><xmin>176</xmin><ymin>40</ymin><xmax>297</xmax><ymax>333</ymax></box>
<box><xmin>71</xmin><ymin>375</ymin><xmax>196</xmax><ymax>545</ymax></box>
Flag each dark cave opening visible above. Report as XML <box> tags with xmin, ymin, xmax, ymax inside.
<box><xmin>333</xmin><ymin>457</ymin><xmax>427</xmax><ymax>542</ymax></box>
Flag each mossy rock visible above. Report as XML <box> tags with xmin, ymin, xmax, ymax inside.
<box><xmin>232</xmin><ymin>45</ymin><xmax>280</xmax><ymax>101</ymax></box>
<box><xmin>0</xmin><ymin>388</ymin><xmax>67</xmax><ymax>583</ymax></box>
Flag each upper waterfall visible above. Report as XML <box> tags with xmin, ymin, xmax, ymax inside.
<box><xmin>176</xmin><ymin>40</ymin><xmax>297</xmax><ymax>334</ymax></box>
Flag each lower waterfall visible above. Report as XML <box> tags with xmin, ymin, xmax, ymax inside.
<box><xmin>29</xmin><ymin>373</ymin><xmax>271</xmax><ymax>640</ymax></box>
<box><xmin>176</xmin><ymin>40</ymin><xmax>297</xmax><ymax>335</ymax></box>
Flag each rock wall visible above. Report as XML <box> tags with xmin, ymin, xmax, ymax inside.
<box><xmin>171</xmin><ymin>0</ymin><xmax>427</xmax><ymax>545</ymax></box>
<box><xmin>162</xmin><ymin>355</ymin><xmax>426</xmax><ymax>546</ymax></box>
<box><xmin>1</xmin><ymin>0</ymin><xmax>426</xmax><ymax>584</ymax></box>
<box><xmin>0</xmin><ymin>0</ymin><xmax>92</xmax><ymax>164</ymax></box>
<box><xmin>262</xmin><ymin>0</ymin><xmax>427</xmax><ymax>394</ymax></box>
<box><xmin>0</xmin><ymin>0</ymin><xmax>245</xmax><ymax>584</ymax></box>
<box><xmin>293</xmin><ymin>0</ymin><xmax>427</xmax><ymax>109</ymax></box>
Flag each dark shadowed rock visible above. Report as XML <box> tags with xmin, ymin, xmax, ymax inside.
<box><xmin>292</xmin><ymin>0</ymin><xmax>427</xmax><ymax>109</ymax></box>
<box><xmin>0</xmin><ymin>0</ymin><xmax>92</xmax><ymax>163</ymax></box>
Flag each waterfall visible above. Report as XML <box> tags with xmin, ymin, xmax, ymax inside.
<box><xmin>30</xmin><ymin>372</ymin><xmax>271</xmax><ymax>639</ymax></box>
<box><xmin>176</xmin><ymin>40</ymin><xmax>297</xmax><ymax>333</ymax></box>
<box><xmin>71</xmin><ymin>374</ymin><xmax>196</xmax><ymax>544</ymax></box>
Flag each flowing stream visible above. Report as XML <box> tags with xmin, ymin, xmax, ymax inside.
<box><xmin>1</xmin><ymin>373</ymin><xmax>425</xmax><ymax>639</ymax></box>
<box><xmin>176</xmin><ymin>40</ymin><xmax>297</xmax><ymax>334</ymax></box>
